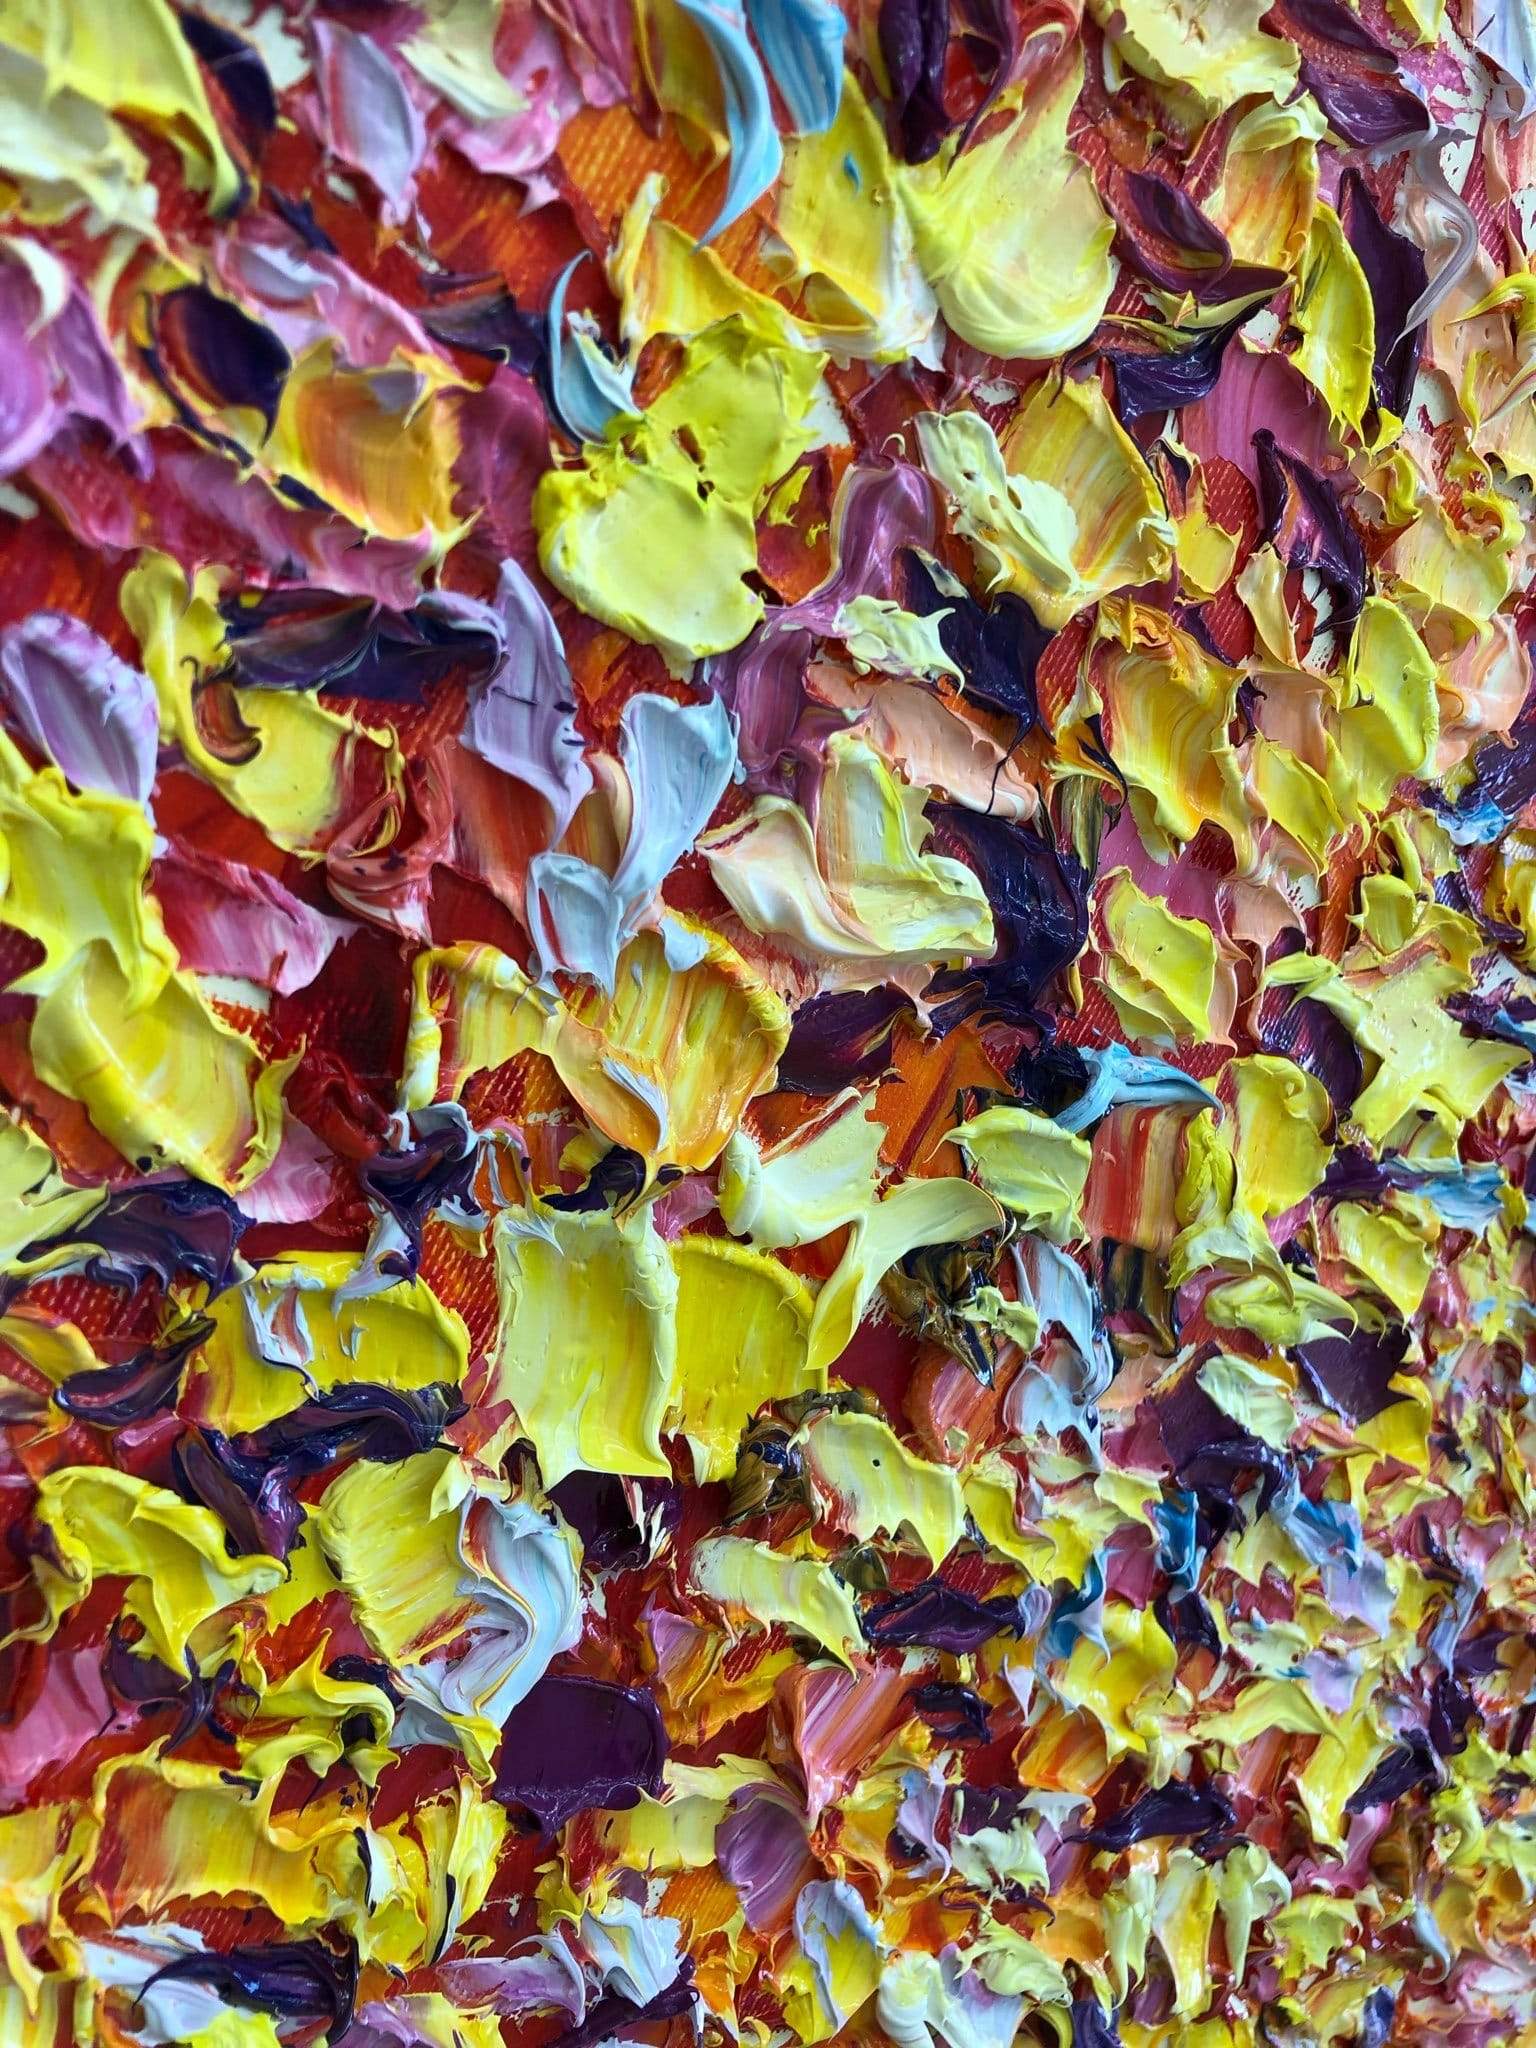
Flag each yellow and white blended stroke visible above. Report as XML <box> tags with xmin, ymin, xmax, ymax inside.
<box><xmin>1</xmin><ymin>0</ymin><xmax>1536</xmax><ymax>2044</ymax></box>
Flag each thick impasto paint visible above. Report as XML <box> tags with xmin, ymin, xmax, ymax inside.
<box><xmin>0</xmin><ymin>1</ymin><xmax>1534</xmax><ymax>2044</ymax></box>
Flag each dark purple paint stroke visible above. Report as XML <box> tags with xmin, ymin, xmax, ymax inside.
<box><xmin>711</xmin><ymin>461</ymin><xmax>934</xmax><ymax>779</ymax></box>
<box><xmin>1100</xmin><ymin>166</ymin><xmax>1283</xmax><ymax>306</ymax></box>
<box><xmin>27</xmin><ymin>1179</ymin><xmax>249</xmax><ymax>1293</ymax></box>
<box><xmin>145</xmin><ymin>1937</ymin><xmax>358</xmax><ymax>2032</ymax></box>
<box><xmin>547</xmin><ymin>1471</ymin><xmax>680</xmax><ymax>1570</ymax></box>
<box><xmin>1339</xmin><ymin>168</ymin><xmax>1428</xmax><ymax>421</ymax></box>
<box><xmin>55</xmin><ymin>1316</ymin><xmax>215</xmax><ymax>1428</ymax></box>
<box><xmin>156</xmin><ymin>286</ymin><xmax>292</xmax><ymax>436</ymax></box>
<box><xmin>105</xmin><ymin>1627</ymin><xmax>256</xmax><ymax>1752</ymax></box>
<box><xmin>1295</xmin><ymin>1324</ymin><xmax>1410</xmax><ymax>1423</ymax></box>
<box><xmin>494</xmin><ymin>1675</ymin><xmax>668</xmax><ymax>1833</ymax></box>
<box><xmin>220</xmin><ymin>588</ymin><xmax>503</xmax><ymax>702</ymax></box>
<box><xmin>927</xmin><ymin>808</ymin><xmax>1090</xmax><ymax>1032</ymax></box>
<box><xmin>422</xmin><ymin>276</ymin><xmax>548</xmax><ymax>372</ymax></box>
<box><xmin>1257</xmin><ymin>973</ymin><xmax>1364</xmax><ymax>1120</ymax></box>
<box><xmin>1345</xmin><ymin>1730</ymin><xmax>1439</xmax><ymax>1812</ymax></box>
<box><xmin>862</xmin><ymin>1580</ymin><xmax>1025</xmax><ymax>1651</ymax></box>
<box><xmin>1253</xmin><ymin>429</ymin><xmax>1368</xmax><ymax>627</ymax></box>
<box><xmin>1076</xmin><ymin>1780</ymin><xmax>1237</xmax><ymax>1850</ymax></box>
<box><xmin>176</xmin><ymin>9</ymin><xmax>278</xmax><ymax>149</ymax></box>
<box><xmin>903</xmin><ymin>550</ymin><xmax>1046</xmax><ymax>732</ymax></box>
<box><xmin>544</xmin><ymin>1148</ymin><xmax>650</xmax><ymax>1215</ymax></box>
<box><xmin>775</xmin><ymin>987</ymin><xmax>914</xmax><ymax>1094</ymax></box>
<box><xmin>1072</xmin><ymin>2001</ymin><xmax>1123</xmax><ymax>2048</ymax></box>
<box><xmin>878</xmin><ymin>0</ymin><xmax>952</xmax><ymax>161</ymax></box>
<box><xmin>173</xmin><ymin>1381</ymin><xmax>464</xmax><ymax>1556</ymax></box>
<box><xmin>1105</xmin><ymin>318</ymin><xmax>1245</xmax><ymax>426</ymax></box>
<box><xmin>356</xmin><ymin>1117</ymin><xmax>481</xmax><ymax>1274</ymax></box>
<box><xmin>1154</xmin><ymin>1372</ymin><xmax>1290</xmax><ymax>1535</ymax></box>
<box><xmin>1268</xmin><ymin>0</ymin><xmax>1431</xmax><ymax>147</ymax></box>
<box><xmin>908</xmin><ymin>1680</ymin><xmax>992</xmax><ymax>1743</ymax></box>
<box><xmin>552</xmin><ymin>1963</ymin><xmax>695</xmax><ymax>2048</ymax></box>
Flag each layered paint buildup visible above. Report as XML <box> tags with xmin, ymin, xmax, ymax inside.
<box><xmin>5</xmin><ymin>1</ymin><xmax>1536</xmax><ymax>2046</ymax></box>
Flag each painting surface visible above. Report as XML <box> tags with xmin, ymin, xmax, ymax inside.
<box><xmin>1</xmin><ymin>2</ymin><xmax>1535</xmax><ymax>2045</ymax></box>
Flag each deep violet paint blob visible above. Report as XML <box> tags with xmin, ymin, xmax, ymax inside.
<box><xmin>493</xmin><ymin>1676</ymin><xmax>668</xmax><ymax>1832</ymax></box>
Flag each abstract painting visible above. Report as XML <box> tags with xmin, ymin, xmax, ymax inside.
<box><xmin>0</xmin><ymin>2</ymin><xmax>1535</xmax><ymax>2045</ymax></box>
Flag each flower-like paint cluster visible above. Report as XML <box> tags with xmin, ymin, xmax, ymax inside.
<box><xmin>0</xmin><ymin>3</ymin><xmax>1535</xmax><ymax>2046</ymax></box>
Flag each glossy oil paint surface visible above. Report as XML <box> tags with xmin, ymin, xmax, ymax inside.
<box><xmin>0</xmin><ymin>3</ymin><xmax>1535</xmax><ymax>2046</ymax></box>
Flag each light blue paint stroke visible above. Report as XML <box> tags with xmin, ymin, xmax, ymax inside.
<box><xmin>673</xmin><ymin>0</ymin><xmax>784</xmax><ymax>241</ymax></box>
<box><xmin>546</xmin><ymin>254</ymin><xmax>638</xmax><ymax>445</ymax></box>
<box><xmin>745</xmin><ymin>0</ymin><xmax>844</xmax><ymax>133</ymax></box>
<box><xmin>1040</xmin><ymin>1556</ymin><xmax>1105</xmax><ymax>1662</ymax></box>
<box><xmin>1054</xmin><ymin>1043</ymin><xmax>1219</xmax><ymax>1134</ymax></box>
<box><xmin>1396</xmin><ymin>1158</ymin><xmax>1507</xmax><ymax>1232</ymax></box>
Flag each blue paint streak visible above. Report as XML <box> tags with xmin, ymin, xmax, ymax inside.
<box><xmin>1055</xmin><ymin>1043</ymin><xmax>1220</xmax><ymax>1133</ymax></box>
<box><xmin>745</xmin><ymin>0</ymin><xmax>844</xmax><ymax>133</ymax></box>
<box><xmin>546</xmin><ymin>254</ymin><xmax>637</xmax><ymax>445</ymax></box>
<box><xmin>673</xmin><ymin>0</ymin><xmax>784</xmax><ymax>241</ymax></box>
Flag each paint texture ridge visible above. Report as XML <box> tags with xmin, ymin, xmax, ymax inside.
<box><xmin>1</xmin><ymin>2</ymin><xmax>1536</xmax><ymax>2046</ymax></box>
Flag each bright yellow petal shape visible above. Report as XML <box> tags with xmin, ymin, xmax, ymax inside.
<box><xmin>1488</xmin><ymin>827</ymin><xmax>1536</xmax><ymax>964</ymax></box>
<box><xmin>671</xmin><ymin>1236</ymin><xmax>817</xmax><ymax>1481</ymax></box>
<box><xmin>718</xmin><ymin>1091</ymin><xmax>884</xmax><ymax>1248</ymax></box>
<box><xmin>492</xmin><ymin>1202</ymin><xmax>677</xmax><ymax>1485</ymax></box>
<box><xmin>1205</xmin><ymin>97</ymin><xmax>1323</xmax><ymax>288</ymax></box>
<box><xmin>1151</xmin><ymin>1850</ymin><xmax>1220</xmax><ymax>2016</ymax></box>
<box><xmin>400</xmin><ymin>943</ymin><xmax>551</xmax><ymax>1109</ymax></box>
<box><xmin>948</xmin><ymin>1104</ymin><xmax>1091</xmax><ymax>1239</ymax></box>
<box><xmin>0</xmin><ymin>1115</ymin><xmax>102</xmax><ymax>1264</ymax></box>
<box><xmin>0</xmin><ymin>735</ymin><xmax>283</xmax><ymax>1187</ymax></box>
<box><xmin>1088</xmin><ymin>602</ymin><xmax>1251</xmax><ymax>863</ymax></box>
<box><xmin>1291</xmin><ymin>203</ymin><xmax>1374</xmax><ymax>441</ymax></box>
<box><xmin>0</xmin><ymin>1806</ymin><xmax>93</xmax><ymax>2011</ymax></box>
<box><xmin>535</xmin><ymin>319</ymin><xmax>826</xmax><ymax>669</ymax></box>
<box><xmin>612</xmin><ymin>175</ymin><xmax>810</xmax><ymax>354</ymax></box>
<box><xmin>772</xmin><ymin>73</ymin><xmax>938</xmax><ymax>360</ymax></box>
<box><xmin>32</xmin><ymin>944</ymin><xmax>293</xmax><ymax>1191</ymax></box>
<box><xmin>1265</xmin><ymin>946</ymin><xmax>1524</xmax><ymax>1143</ymax></box>
<box><xmin>1325</xmin><ymin>1200</ymin><xmax>1436</xmax><ymax>1317</ymax></box>
<box><xmin>360</xmin><ymin>1781</ymin><xmax>508</xmax><ymax>1972</ymax></box>
<box><xmin>1175</xmin><ymin>468</ymin><xmax>1242</xmax><ymax>598</ymax></box>
<box><xmin>689</xmin><ymin>1535</ymin><xmax>864</xmax><ymax>1666</ymax></box>
<box><xmin>1086</xmin><ymin>0</ymin><xmax>1297</xmax><ymax>114</ymax></box>
<box><xmin>27</xmin><ymin>1468</ymin><xmax>281</xmax><ymax>1666</ymax></box>
<box><xmin>265</xmin><ymin>346</ymin><xmax>467</xmax><ymax>551</ymax></box>
<box><xmin>900</xmin><ymin>55</ymin><xmax>1114</xmax><ymax>360</ymax></box>
<box><xmin>1379</xmin><ymin>450</ymin><xmax>1521</xmax><ymax>631</ymax></box>
<box><xmin>1203</xmin><ymin>1269</ymin><xmax>1362</xmax><ymax>1346</ymax></box>
<box><xmin>1227</xmin><ymin>1054</ymin><xmax>1333</xmax><ymax>1222</ymax></box>
<box><xmin>404</xmin><ymin>926</ymin><xmax>788</xmax><ymax>1173</ymax></box>
<box><xmin>121</xmin><ymin>552</ymin><xmax>401</xmax><ymax>856</ymax></box>
<box><xmin>998</xmin><ymin>379</ymin><xmax>1176</xmax><ymax>625</ymax></box>
<box><xmin>1248</xmin><ymin>733</ymin><xmax>1345</xmax><ymax>871</ymax></box>
<box><xmin>799</xmin><ymin>1410</ymin><xmax>965</xmax><ymax>1565</ymax></box>
<box><xmin>558</xmin><ymin>922</ymin><xmax>791</xmax><ymax>1170</ymax></box>
<box><xmin>917</xmin><ymin>403</ymin><xmax>1172</xmax><ymax>636</ymax></box>
<box><xmin>1097</xmin><ymin>869</ymin><xmax>1220</xmax><ymax>1044</ymax></box>
<box><xmin>1330</xmin><ymin>596</ymin><xmax>1439</xmax><ymax>816</ymax></box>
<box><xmin>315</xmin><ymin>1450</ymin><xmax>473</xmax><ymax>1670</ymax></box>
<box><xmin>1055</xmin><ymin>1601</ymin><xmax>1177</xmax><ymax>1759</ymax></box>
<box><xmin>89</xmin><ymin>1755</ymin><xmax>348</xmax><ymax>1925</ymax></box>
<box><xmin>807</xmin><ymin>1175</ymin><xmax>1004</xmax><ymax>1373</ymax></box>
<box><xmin>237</xmin><ymin>1641</ymin><xmax>396</xmax><ymax>1790</ymax></box>
<box><xmin>0</xmin><ymin>45</ymin><xmax>158</xmax><ymax>238</ymax></box>
<box><xmin>5</xmin><ymin>0</ymin><xmax>239</xmax><ymax>210</ymax></box>
<box><xmin>185</xmin><ymin>1250</ymin><xmax>470</xmax><ymax>1433</ymax></box>
<box><xmin>0</xmin><ymin>732</ymin><xmax>172</xmax><ymax>1004</ymax></box>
